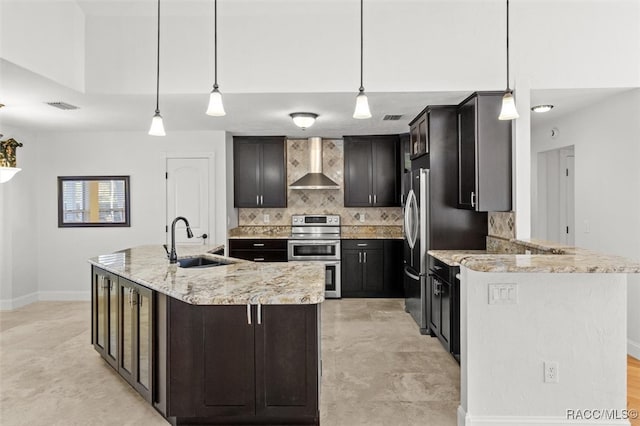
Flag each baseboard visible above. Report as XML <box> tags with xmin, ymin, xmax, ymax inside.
<box><xmin>0</xmin><ymin>292</ymin><xmax>39</xmax><ymax>311</ymax></box>
<box><xmin>458</xmin><ymin>406</ymin><xmax>630</xmax><ymax>426</ymax></box>
<box><xmin>629</xmin><ymin>338</ymin><xmax>640</xmax><ymax>360</ymax></box>
<box><xmin>38</xmin><ymin>291</ymin><xmax>91</xmax><ymax>301</ymax></box>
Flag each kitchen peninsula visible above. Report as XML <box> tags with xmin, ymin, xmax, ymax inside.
<box><xmin>89</xmin><ymin>245</ymin><xmax>325</xmax><ymax>426</ymax></box>
<box><xmin>430</xmin><ymin>241</ymin><xmax>640</xmax><ymax>426</ymax></box>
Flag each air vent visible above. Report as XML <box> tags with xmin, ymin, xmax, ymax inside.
<box><xmin>382</xmin><ymin>114</ymin><xmax>403</xmax><ymax>121</ymax></box>
<box><xmin>45</xmin><ymin>102</ymin><xmax>79</xmax><ymax>110</ymax></box>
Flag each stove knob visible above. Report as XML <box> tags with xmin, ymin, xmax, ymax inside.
<box><xmin>293</xmin><ymin>218</ymin><xmax>299</xmax><ymax>223</ymax></box>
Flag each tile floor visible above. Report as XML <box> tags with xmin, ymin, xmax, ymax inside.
<box><xmin>0</xmin><ymin>299</ymin><xmax>459</xmax><ymax>425</ymax></box>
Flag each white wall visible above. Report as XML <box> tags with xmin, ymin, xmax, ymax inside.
<box><xmin>0</xmin><ymin>127</ymin><xmax>40</xmax><ymax>309</ymax></box>
<box><xmin>0</xmin><ymin>129</ymin><xmax>229</xmax><ymax>307</ymax></box>
<box><xmin>531</xmin><ymin>89</ymin><xmax>640</xmax><ymax>358</ymax></box>
<box><xmin>0</xmin><ymin>0</ymin><xmax>85</xmax><ymax>92</ymax></box>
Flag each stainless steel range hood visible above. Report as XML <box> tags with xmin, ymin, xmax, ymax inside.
<box><xmin>289</xmin><ymin>137</ymin><xmax>340</xmax><ymax>190</ymax></box>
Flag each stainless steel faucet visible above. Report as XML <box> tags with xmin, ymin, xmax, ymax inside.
<box><xmin>164</xmin><ymin>216</ymin><xmax>194</xmax><ymax>263</ymax></box>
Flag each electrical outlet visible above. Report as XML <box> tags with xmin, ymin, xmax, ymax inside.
<box><xmin>359</xmin><ymin>212</ymin><xmax>365</xmax><ymax>223</ymax></box>
<box><xmin>583</xmin><ymin>220</ymin><xmax>590</xmax><ymax>233</ymax></box>
<box><xmin>263</xmin><ymin>214</ymin><xmax>270</xmax><ymax>224</ymax></box>
<box><xmin>544</xmin><ymin>361</ymin><xmax>559</xmax><ymax>383</ymax></box>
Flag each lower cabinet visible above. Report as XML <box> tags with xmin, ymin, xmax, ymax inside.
<box><xmin>428</xmin><ymin>256</ymin><xmax>460</xmax><ymax>362</ymax></box>
<box><xmin>341</xmin><ymin>239</ymin><xmax>404</xmax><ymax>298</ymax></box>
<box><xmin>161</xmin><ymin>298</ymin><xmax>320</xmax><ymax>424</ymax></box>
<box><xmin>228</xmin><ymin>239</ymin><xmax>288</xmax><ymax>262</ymax></box>
<box><xmin>91</xmin><ymin>268</ymin><xmax>154</xmax><ymax>402</ymax></box>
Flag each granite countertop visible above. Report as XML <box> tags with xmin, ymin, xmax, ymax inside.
<box><xmin>429</xmin><ymin>238</ymin><xmax>640</xmax><ymax>273</ymax></box>
<box><xmin>227</xmin><ymin>225</ymin><xmax>403</xmax><ymax>240</ymax></box>
<box><xmin>88</xmin><ymin>245</ymin><xmax>325</xmax><ymax>305</ymax></box>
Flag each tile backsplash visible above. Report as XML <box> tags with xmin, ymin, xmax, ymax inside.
<box><xmin>238</xmin><ymin>139</ymin><xmax>403</xmax><ymax>226</ymax></box>
<box><xmin>488</xmin><ymin>211</ymin><xmax>516</xmax><ymax>239</ymax></box>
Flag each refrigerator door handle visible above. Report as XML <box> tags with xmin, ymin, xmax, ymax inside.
<box><xmin>404</xmin><ymin>190</ymin><xmax>418</xmax><ymax>249</ymax></box>
<box><xmin>404</xmin><ymin>266</ymin><xmax>421</xmax><ymax>281</ymax></box>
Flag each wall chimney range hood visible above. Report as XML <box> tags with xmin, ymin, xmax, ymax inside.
<box><xmin>289</xmin><ymin>137</ymin><xmax>340</xmax><ymax>190</ymax></box>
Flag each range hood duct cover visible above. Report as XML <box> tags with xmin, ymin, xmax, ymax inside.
<box><xmin>289</xmin><ymin>137</ymin><xmax>340</xmax><ymax>190</ymax></box>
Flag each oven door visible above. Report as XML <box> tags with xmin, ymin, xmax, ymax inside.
<box><xmin>289</xmin><ymin>260</ymin><xmax>341</xmax><ymax>299</ymax></box>
<box><xmin>287</xmin><ymin>240</ymin><xmax>341</xmax><ymax>261</ymax></box>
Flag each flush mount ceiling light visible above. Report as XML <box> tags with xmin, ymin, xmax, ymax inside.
<box><xmin>290</xmin><ymin>113</ymin><xmax>318</xmax><ymax>130</ymax></box>
<box><xmin>148</xmin><ymin>0</ymin><xmax>165</xmax><ymax>136</ymax></box>
<box><xmin>531</xmin><ymin>104</ymin><xmax>554</xmax><ymax>113</ymax></box>
<box><xmin>206</xmin><ymin>0</ymin><xmax>226</xmax><ymax>116</ymax></box>
<box><xmin>0</xmin><ymin>135</ymin><xmax>23</xmax><ymax>184</ymax></box>
<box><xmin>353</xmin><ymin>0</ymin><xmax>371</xmax><ymax>119</ymax></box>
<box><xmin>498</xmin><ymin>0</ymin><xmax>519</xmax><ymax>121</ymax></box>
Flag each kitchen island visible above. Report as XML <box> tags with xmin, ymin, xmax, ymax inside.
<box><xmin>430</xmin><ymin>241</ymin><xmax>640</xmax><ymax>426</ymax></box>
<box><xmin>89</xmin><ymin>245</ymin><xmax>325</xmax><ymax>426</ymax></box>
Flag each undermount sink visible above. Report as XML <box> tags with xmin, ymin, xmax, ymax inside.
<box><xmin>177</xmin><ymin>256</ymin><xmax>232</xmax><ymax>269</ymax></box>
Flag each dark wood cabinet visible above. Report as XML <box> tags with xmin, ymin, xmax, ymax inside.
<box><xmin>92</xmin><ymin>267</ymin><xmax>119</xmax><ymax>370</ymax></box>
<box><xmin>344</xmin><ymin>135</ymin><xmax>401</xmax><ymax>207</ymax></box>
<box><xmin>91</xmin><ymin>267</ymin><xmax>153</xmax><ymax>402</ymax></box>
<box><xmin>457</xmin><ymin>92</ymin><xmax>512</xmax><ymax>212</ymax></box>
<box><xmin>118</xmin><ymin>277</ymin><xmax>153</xmax><ymax>402</ymax></box>
<box><xmin>165</xmin><ymin>299</ymin><xmax>319</xmax><ymax>424</ymax></box>
<box><xmin>428</xmin><ymin>256</ymin><xmax>460</xmax><ymax>362</ymax></box>
<box><xmin>341</xmin><ymin>239</ymin><xmax>403</xmax><ymax>297</ymax></box>
<box><xmin>228</xmin><ymin>238</ymin><xmax>288</xmax><ymax>262</ymax></box>
<box><xmin>233</xmin><ymin>136</ymin><xmax>287</xmax><ymax>208</ymax></box>
<box><xmin>409</xmin><ymin>110</ymin><xmax>428</xmax><ymax>158</ymax></box>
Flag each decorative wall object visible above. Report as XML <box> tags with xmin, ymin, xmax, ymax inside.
<box><xmin>0</xmin><ymin>137</ymin><xmax>22</xmax><ymax>167</ymax></box>
<box><xmin>239</xmin><ymin>139</ymin><xmax>403</xmax><ymax>226</ymax></box>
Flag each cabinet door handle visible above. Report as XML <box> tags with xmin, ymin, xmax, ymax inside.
<box><xmin>368</xmin><ymin>194</ymin><xmax>372</xmax><ymax>204</ymax></box>
<box><xmin>247</xmin><ymin>304</ymin><xmax>252</xmax><ymax>325</ymax></box>
<box><xmin>253</xmin><ymin>258</ymin><xmax>265</xmax><ymax>262</ymax></box>
<box><xmin>256</xmin><ymin>195</ymin><xmax>259</xmax><ymax>206</ymax></box>
<box><xmin>401</xmin><ymin>193</ymin><xmax>404</xmax><ymax>204</ymax></box>
<box><xmin>374</xmin><ymin>194</ymin><xmax>377</xmax><ymax>204</ymax></box>
<box><xmin>260</xmin><ymin>195</ymin><xmax>263</xmax><ymax>205</ymax></box>
<box><xmin>359</xmin><ymin>252</ymin><xmax>362</xmax><ymax>263</ymax></box>
<box><xmin>364</xmin><ymin>252</ymin><xmax>367</xmax><ymax>263</ymax></box>
<box><xmin>253</xmin><ymin>243</ymin><xmax>265</xmax><ymax>247</ymax></box>
<box><xmin>471</xmin><ymin>191</ymin><xmax>476</xmax><ymax>208</ymax></box>
<box><xmin>357</xmin><ymin>243</ymin><xmax>368</xmax><ymax>247</ymax></box>
<box><xmin>257</xmin><ymin>303</ymin><xmax>262</xmax><ymax>325</ymax></box>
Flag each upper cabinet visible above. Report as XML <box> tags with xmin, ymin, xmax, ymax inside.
<box><xmin>409</xmin><ymin>110</ymin><xmax>428</xmax><ymax>158</ymax></box>
<box><xmin>344</xmin><ymin>135</ymin><xmax>401</xmax><ymax>207</ymax></box>
<box><xmin>233</xmin><ymin>137</ymin><xmax>287</xmax><ymax>208</ymax></box>
<box><xmin>457</xmin><ymin>92</ymin><xmax>512</xmax><ymax>212</ymax></box>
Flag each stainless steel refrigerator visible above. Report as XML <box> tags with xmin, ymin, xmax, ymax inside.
<box><xmin>403</xmin><ymin>106</ymin><xmax>487</xmax><ymax>334</ymax></box>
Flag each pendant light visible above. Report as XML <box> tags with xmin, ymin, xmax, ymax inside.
<box><xmin>498</xmin><ymin>0</ymin><xmax>519</xmax><ymax>121</ymax></box>
<box><xmin>206</xmin><ymin>0</ymin><xmax>226</xmax><ymax>116</ymax></box>
<box><xmin>353</xmin><ymin>0</ymin><xmax>371</xmax><ymax>119</ymax></box>
<box><xmin>148</xmin><ymin>0</ymin><xmax>166</xmax><ymax>136</ymax></box>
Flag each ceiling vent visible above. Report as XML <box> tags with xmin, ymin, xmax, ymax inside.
<box><xmin>382</xmin><ymin>114</ymin><xmax>403</xmax><ymax>121</ymax></box>
<box><xmin>45</xmin><ymin>102</ymin><xmax>79</xmax><ymax>110</ymax></box>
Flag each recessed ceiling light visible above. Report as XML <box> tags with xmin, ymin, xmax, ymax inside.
<box><xmin>531</xmin><ymin>104</ymin><xmax>554</xmax><ymax>113</ymax></box>
<box><xmin>290</xmin><ymin>112</ymin><xmax>318</xmax><ymax>130</ymax></box>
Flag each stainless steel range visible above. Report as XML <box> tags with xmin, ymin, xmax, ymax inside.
<box><xmin>287</xmin><ymin>214</ymin><xmax>341</xmax><ymax>298</ymax></box>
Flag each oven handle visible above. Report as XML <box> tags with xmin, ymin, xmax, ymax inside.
<box><xmin>288</xmin><ymin>240</ymin><xmax>341</xmax><ymax>245</ymax></box>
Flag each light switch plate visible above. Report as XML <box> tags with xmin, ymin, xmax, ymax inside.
<box><xmin>488</xmin><ymin>283</ymin><xmax>518</xmax><ymax>304</ymax></box>
<box><xmin>359</xmin><ymin>212</ymin><xmax>365</xmax><ymax>223</ymax></box>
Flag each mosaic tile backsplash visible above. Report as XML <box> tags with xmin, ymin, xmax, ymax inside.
<box><xmin>488</xmin><ymin>211</ymin><xmax>516</xmax><ymax>239</ymax></box>
<box><xmin>238</xmin><ymin>139</ymin><xmax>403</xmax><ymax>226</ymax></box>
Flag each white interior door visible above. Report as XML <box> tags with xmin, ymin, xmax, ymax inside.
<box><xmin>166</xmin><ymin>157</ymin><xmax>211</xmax><ymax>245</ymax></box>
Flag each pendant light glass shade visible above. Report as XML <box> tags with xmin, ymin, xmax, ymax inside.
<box><xmin>353</xmin><ymin>90</ymin><xmax>372</xmax><ymax>119</ymax></box>
<box><xmin>499</xmin><ymin>90</ymin><xmax>519</xmax><ymax>120</ymax></box>
<box><xmin>290</xmin><ymin>112</ymin><xmax>318</xmax><ymax>129</ymax></box>
<box><xmin>206</xmin><ymin>87</ymin><xmax>226</xmax><ymax>116</ymax></box>
<box><xmin>148</xmin><ymin>112</ymin><xmax>166</xmax><ymax>136</ymax></box>
<box><xmin>0</xmin><ymin>167</ymin><xmax>21</xmax><ymax>183</ymax></box>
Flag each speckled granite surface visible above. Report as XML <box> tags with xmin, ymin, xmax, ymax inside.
<box><xmin>429</xmin><ymin>239</ymin><xmax>640</xmax><ymax>273</ymax></box>
<box><xmin>227</xmin><ymin>225</ymin><xmax>403</xmax><ymax>240</ymax></box>
<box><xmin>89</xmin><ymin>245</ymin><xmax>325</xmax><ymax>305</ymax></box>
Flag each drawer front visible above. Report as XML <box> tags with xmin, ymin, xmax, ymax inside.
<box><xmin>229</xmin><ymin>249</ymin><xmax>288</xmax><ymax>263</ymax></box>
<box><xmin>228</xmin><ymin>239</ymin><xmax>288</xmax><ymax>250</ymax></box>
<box><xmin>341</xmin><ymin>239</ymin><xmax>384</xmax><ymax>250</ymax></box>
<box><xmin>429</xmin><ymin>257</ymin><xmax>451</xmax><ymax>282</ymax></box>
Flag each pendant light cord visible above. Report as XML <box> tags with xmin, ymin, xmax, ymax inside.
<box><xmin>506</xmin><ymin>0</ymin><xmax>510</xmax><ymax>90</ymax></box>
<box><xmin>359</xmin><ymin>0</ymin><xmax>364</xmax><ymax>92</ymax></box>
<box><xmin>214</xmin><ymin>0</ymin><xmax>219</xmax><ymax>89</ymax></box>
<box><xmin>155</xmin><ymin>0</ymin><xmax>161</xmax><ymax>113</ymax></box>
